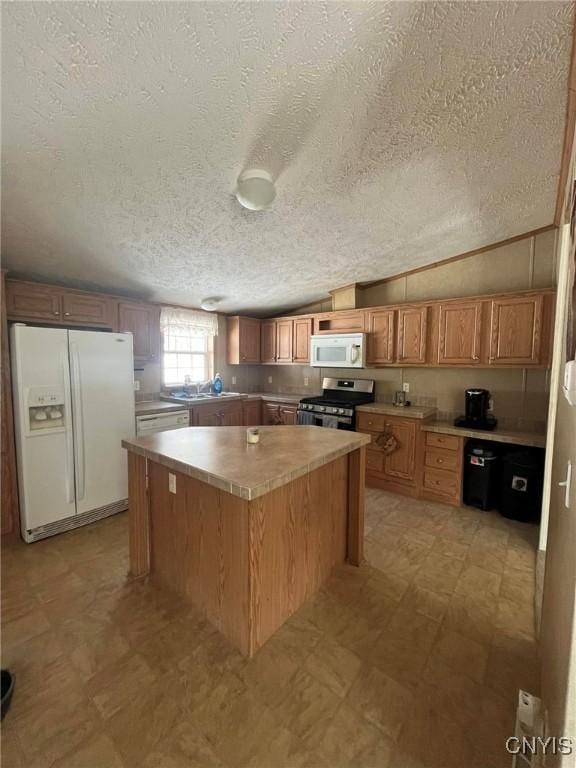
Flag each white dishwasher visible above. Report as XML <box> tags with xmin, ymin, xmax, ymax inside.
<box><xmin>135</xmin><ymin>410</ymin><xmax>190</xmax><ymax>436</ymax></box>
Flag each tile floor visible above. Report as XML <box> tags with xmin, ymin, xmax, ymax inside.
<box><xmin>1</xmin><ymin>489</ymin><xmax>540</xmax><ymax>768</ymax></box>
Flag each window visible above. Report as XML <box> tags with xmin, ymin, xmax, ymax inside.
<box><xmin>160</xmin><ymin>307</ymin><xmax>218</xmax><ymax>386</ymax></box>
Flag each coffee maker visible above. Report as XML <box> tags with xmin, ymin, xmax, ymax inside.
<box><xmin>454</xmin><ymin>388</ymin><xmax>497</xmax><ymax>430</ymax></box>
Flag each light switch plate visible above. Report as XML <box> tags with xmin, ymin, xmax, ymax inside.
<box><xmin>402</xmin><ymin>382</ymin><xmax>410</xmax><ymax>393</ymax></box>
<box><xmin>268</xmin><ymin>376</ymin><xmax>273</xmax><ymax>384</ymax></box>
<box><xmin>304</xmin><ymin>377</ymin><xmax>309</xmax><ymax>386</ymax></box>
<box><xmin>168</xmin><ymin>473</ymin><xmax>176</xmax><ymax>494</ymax></box>
<box><xmin>231</xmin><ymin>376</ymin><xmax>237</xmax><ymax>386</ymax></box>
<box><xmin>134</xmin><ymin>380</ymin><xmax>140</xmax><ymax>391</ymax></box>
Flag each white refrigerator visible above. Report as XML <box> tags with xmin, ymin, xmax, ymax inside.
<box><xmin>11</xmin><ymin>325</ymin><xmax>135</xmax><ymax>542</ymax></box>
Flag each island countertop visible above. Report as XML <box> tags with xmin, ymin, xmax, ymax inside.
<box><xmin>122</xmin><ymin>425</ymin><xmax>371</xmax><ymax>500</ymax></box>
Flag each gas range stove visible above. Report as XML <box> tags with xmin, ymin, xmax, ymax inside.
<box><xmin>297</xmin><ymin>378</ymin><xmax>375</xmax><ymax>429</ymax></box>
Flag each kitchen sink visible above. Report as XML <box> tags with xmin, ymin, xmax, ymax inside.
<box><xmin>160</xmin><ymin>392</ymin><xmax>242</xmax><ymax>403</ymax></box>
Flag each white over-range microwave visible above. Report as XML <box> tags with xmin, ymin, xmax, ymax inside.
<box><xmin>310</xmin><ymin>333</ymin><xmax>366</xmax><ymax>368</ymax></box>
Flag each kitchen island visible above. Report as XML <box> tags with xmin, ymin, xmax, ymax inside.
<box><xmin>122</xmin><ymin>426</ymin><xmax>370</xmax><ymax>656</ymax></box>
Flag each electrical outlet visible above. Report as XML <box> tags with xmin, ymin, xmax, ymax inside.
<box><xmin>133</xmin><ymin>380</ymin><xmax>140</xmax><ymax>391</ymax></box>
<box><xmin>304</xmin><ymin>377</ymin><xmax>309</xmax><ymax>386</ymax></box>
<box><xmin>402</xmin><ymin>382</ymin><xmax>410</xmax><ymax>393</ymax></box>
<box><xmin>231</xmin><ymin>376</ymin><xmax>237</xmax><ymax>386</ymax></box>
<box><xmin>168</xmin><ymin>473</ymin><xmax>176</xmax><ymax>494</ymax></box>
<box><xmin>268</xmin><ymin>376</ymin><xmax>273</xmax><ymax>384</ymax></box>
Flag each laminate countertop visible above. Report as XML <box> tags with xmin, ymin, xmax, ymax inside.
<box><xmin>422</xmin><ymin>420</ymin><xmax>546</xmax><ymax>448</ymax></box>
<box><xmin>356</xmin><ymin>403</ymin><xmax>437</xmax><ymax>420</ymax></box>
<box><xmin>122</xmin><ymin>426</ymin><xmax>370</xmax><ymax>500</ymax></box>
<box><xmin>135</xmin><ymin>401</ymin><xmax>192</xmax><ymax>416</ymax></box>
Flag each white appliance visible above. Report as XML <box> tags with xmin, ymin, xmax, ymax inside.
<box><xmin>136</xmin><ymin>410</ymin><xmax>189</xmax><ymax>436</ymax></box>
<box><xmin>11</xmin><ymin>325</ymin><xmax>135</xmax><ymax>542</ymax></box>
<box><xmin>310</xmin><ymin>333</ymin><xmax>366</xmax><ymax>368</ymax></box>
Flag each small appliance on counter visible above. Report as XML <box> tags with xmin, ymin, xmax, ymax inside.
<box><xmin>454</xmin><ymin>388</ymin><xmax>497</xmax><ymax>431</ymax></box>
<box><xmin>393</xmin><ymin>391</ymin><xmax>410</xmax><ymax>407</ymax></box>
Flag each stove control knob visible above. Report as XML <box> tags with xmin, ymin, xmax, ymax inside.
<box><xmin>319</xmin><ymin>406</ymin><xmax>326</xmax><ymax>412</ymax></box>
<box><xmin>338</xmin><ymin>408</ymin><xmax>344</xmax><ymax>415</ymax></box>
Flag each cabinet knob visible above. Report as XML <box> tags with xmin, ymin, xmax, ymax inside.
<box><xmin>473</xmin><ymin>354</ymin><xmax>479</xmax><ymax>360</ymax></box>
<box><xmin>64</xmin><ymin>312</ymin><xmax>70</xmax><ymax>316</ymax></box>
<box><xmin>438</xmin><ymin>458</ymin><xmax>444</xmax><ymax>464</ymax></box>
<box><xmin>53</xmin><ymin>311</ymin><xmax>60</xmax><ymax>316</ymax></box>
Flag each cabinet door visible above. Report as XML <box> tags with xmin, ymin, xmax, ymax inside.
<box><xmin>239</xmin><ymin>318</ymin><xmax>261</xmax><ymax>363</ymax></box>
<box><xmin>118</xmin><ymin>302</ymin><xmax>161</xmax><ymax>362</ymax></box>
<box><xmin>62</xmin><ymin>292</ymin><xmax>115</xmax><ymax>327</ymax></box>
<box><xmin>293</xmin><ymin>318</ymin><xmax>312</xmax><ymax>364</ymax></box>
<box><xmin>397</xmin><ymin>307</ymin><xmax>427</xmax><ymax>364</ymax></box>
<box><xmin>366</xmin><ymin>309</ymin><xmax>395</xmax><ymax>365</ymax></box>
<box><xmin>279</xmin><ymin>405</ymin><xmax>297</xmax><ymax>425</ymax></box>
<box><xmin>6</xmin><ymin>281</ymin><xmax>62</xmax><ymax>322</ymax></box>
<box><xmin>383</xmin><ymin>418</ymin><xmax>417</xmax><ymax>482</ymax></box>
<box><xmin>195</xmin><ymin>406</ymin><xmax>222</xmax><ymax>426</ymax></box>
<box><xmin>276</xmin><ymin>320</ymin><xmax>293</xmax><ymax>363</ymax></box>
<box><xmin>489</xmin><ymin>295</ymin><xmax>543</xmax><ymax>365</ymax></box>
<box><xmin>437</xmin><ymin>301</ymin><xmax>482</xmax><ymax>365</ymax></box>
<box><xmin>243</xmin><ymin>400</ymin><xmax>262</xmax><ymax>426</ymax></box>
<box><xmin>220</xmin><ymin>403</ymin><xmax>243</xmax><ymax>426</ymax></box>
<box><xmin>260</xmin><ymin>321</ymin><xmax>277</xmax><ymax>363</ymax></box>
<box><xmin>262</xmin><ymin>402</ymin><xmax>281</xmax><ymax>425</ymax></box>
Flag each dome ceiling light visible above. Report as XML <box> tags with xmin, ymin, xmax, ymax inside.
<box><xmin>235</xmin><ymin>169</ymin><xmax>276</xmax><ymax>211</ymax></box>
<box><xmin>200</xmin><ymin>297</ymin><xmax>222</xmax><ymax>312</ymax></box>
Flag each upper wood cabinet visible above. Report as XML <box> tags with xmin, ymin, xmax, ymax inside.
<box><xmin>6</xmin><ymin>280</ymin><xmax>115</xmax><ymax>328</ymax></box>
<box><xmin>313</xmin><ymin>310</ymin><xmax>365</xmax><ymax>335</ymax></box>
<box><xmin>366</xmin><ymin>309</ymin><xmax>395</xmax><ymax>365</ymax></box>
<box><xmin>118</xmin><ymin>302</ymin><xmax>161</xmax><ymax>363</ymax></box>
<box><xmin>227</xmin><ymin>316</ymin><xmax>261</xmax><ymax>364</ymax></box>
<box><xmin>61</xmin><ymin>292</ymin><xmax>116</xmax><ymax>328</ymax></box>
<box><xmin>260</xmin><ymin>321</ymin><xmax>277</xmax><ymax>363</ymax></box>
<box><xmin>437</xmin><ymin>300</ymin><xmax>482</xmax><ymax>365</ymax></box>
<box><xmin>276</xmin><ymin>319</ymin><xmax>294</xmax><ymax>363</ymax></box>
<box><xmin>293</xmin><ymin>318</ymin><xmax>312</xmax><ymax>364</ymax></box>
<box><xmin>6</xmin><ymin>280</ymin><xmax>62</xmax><ymax>321</ymax></box>
<box><xmin>397</xmin><ymin>306</ymin><xmax>427</xmax><ymax>365</ymax></box>
<box><xmin>489</xmin><ymin>295</ymin><xmax>543</xmax><ymax>365</ymax></box>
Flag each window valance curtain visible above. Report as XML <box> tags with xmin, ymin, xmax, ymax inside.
<box><xmin>160</xmin><ymin>307</ymin><xmax>219</xmax><ymax>337</ymax></box>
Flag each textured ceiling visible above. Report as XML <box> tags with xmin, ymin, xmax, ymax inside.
<box><xmin>2</xmin><ymin>2</ymin><xmax>574</xmax><ymax>314</ymax></box>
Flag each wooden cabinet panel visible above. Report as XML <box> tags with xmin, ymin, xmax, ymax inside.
<box><xmin>397</xmin><ymin>306</ymin><xmax>427</xmax><ymax>364</ymax></box>
<box><xmin>423</xmin><ymin>469</ymin><xmax>459</xmax><ymax>497</ymax></box>
<box><xmin>276</xmin><ymin>320</ymin><xmax>293</xmax><ymax>363</ymax></box>
<box><xmin>279</xmin><ymin>405</ymin><xmax>297</xmax><ymax>425</ymax></box>
<box><xmin>260</xmin><ymin>321</ymin><xmax>277</xmax><ymax>363</ymax></box>
<box><xmin>366</xmin><ymin>449</ymin><xmax>385</xmax><ymax>474</ymax></box>
<box><xmin>489</xmin><ymin>295</ymin><xmax>543</xmax><ymax>365</ymax></box>
<box><xmin>6</xmin><ymin>280</ymin><xmax>61</xmax><ymax>321</ymax></box>
<box><xmin>424</xmin><ymin>448</ymin><xmax>460</xmax><ymax>472</ymax></box>
<box><xmin>242</xmin><ymin>400</ymin><xmax>262</xmax><ymax>427</ymax></box>
<box><xmin>61</xmin><ymin>292</ymin><xmax>115</xmax><ymax>327</ymax></box>
<box><xmin>383</xmin><ymin>418</ymin><xmax>417</xmax><ymax>482</ymax></box>
<box><xmin>425</xmin><ymin>432</ymin><xmax>460</xmax><ymax>451</ymax></box>
<box><xmin>227</xmin><ymin>317</ymin><xmax>261</xmax><ymax>364</ymax></box>
<box><xmin>437</xmin><ymin>301</ymin><xmax>482</xmax><ymax>365</ymax></box>
<box><xmin>1</xmin><ymin>273</ymin><xmax>18</xmax><ymax>535</ymax></box>
<box><xmin>356</xmin><ymin>412</ymin><xmax>387</xmax><ymax>433</ymax></box>
<box><xmin>194</xmin><ymin>401</ymin><xmax>242</xmax><ymax>426</ymax></box>
<box><xmin>293</xmin><ymin>318</ymin><xmax>312</xmax><ymax>364</ymax></box>
<box><xmin>262</xmin><ymin>402</ymin><xmax>281</xmax><ymax>425</ymax></box>
<box><xmin>366</xmin><ymin>309</ymin><xmax>395</xmax><ymax>365</ymax></box>
<box><xmin>118</xmin><ymin>302</ymin><xmax>160</xmax><ymax>362</ymax></box>
<box><xmin>314</xmin><ymin>311</ymin><xmax>366</xmax><ymax>334</ymax></box>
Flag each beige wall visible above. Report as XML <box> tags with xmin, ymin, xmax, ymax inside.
<box><xmin>540</xmin><ymin>228</ymin><xmax>576</xmax><ymax>760</ymax></box>
<box><xmin>265</xmin><ymin>230</ymin><xmax>558</xmax><ymax>423</ymax></box>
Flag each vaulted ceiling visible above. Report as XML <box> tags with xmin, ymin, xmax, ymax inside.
<box><xmin>2</xmin><ymin>1</ymin><xmax>573</xmax><ymax>314</ymax></box>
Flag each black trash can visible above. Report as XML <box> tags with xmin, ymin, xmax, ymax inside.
<box><xmin>498</xmin><ymin>449</ymin><xmax>544</xmax><ymax>522</ymax></box>
<box><xmin>463</xmin><ymin>441</ymin><xmax>500</xmax><ymax>511</ymax></box>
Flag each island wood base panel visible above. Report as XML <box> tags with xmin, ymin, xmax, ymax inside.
<box><xmin>127</xmin><ymin>448</ymin><xmax>365</xmax><ymax>656</ymax></box>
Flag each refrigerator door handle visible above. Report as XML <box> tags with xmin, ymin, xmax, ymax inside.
<box><xmin>70</xmin><ymin>343</ymin><xmax>86</xmax><ymax>501</ymax></box>
<box><xmin>62</xmin><ymin>354</ymin><xmax>75</xmax><ymax>504</ymax></box>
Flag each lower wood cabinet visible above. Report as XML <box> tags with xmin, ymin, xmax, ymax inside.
<box><xmin>357</xmin><ymin>413</ymin><xmax>419</xmax><ymax>495</ymax></box>
<box><xmin>242</xmin><ymin>400</ymin><xmax>262</xmax><ymax>426</ymax></box>
<box><xmin>420</xmin><ymin>431</ymin><xmax>463</xmax><ymax>506</ymax></box>
<box><xmin>262</xmin><ymin>400</ymin><xmax>298</xmax><ymax>425</ymax></box>
<box><xmin>194</xmin><ymin>401</ymin><xmax>242</xmax><ymax>426</ymax></box>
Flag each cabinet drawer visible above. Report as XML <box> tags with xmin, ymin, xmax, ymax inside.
<box><xmin>423</xmin><ymin>469</ymin><xmax>459</xmax><ymax>497</ymax></box>
<box><xmin>425</xmin><ymin>432</ymin><xmax>460</xmax><ymax>451</ymax></box>
<box><xmin>424</xmin><ymin>449</ymin><xmax>460</xmax><ymax>473</ymax></box>
<box><xmin>356</xmin><ymin>412</ymin><xmax>386</xmax><ymax>433</ymax></box>
<box><xmin>366</xmin><ymin>449</ymin><xmax>384</xmax><ymax>474</ymax></box>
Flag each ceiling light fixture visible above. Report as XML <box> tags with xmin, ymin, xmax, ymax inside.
<box><xmin>235</xmin><ymin>169</ymin><xmax>276</xmax><ymax>211</ymax></box>
<box><xmin>200</xmin><ymin>297</ymin><xmax>222</xmax><ymax>312</ymax></box>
